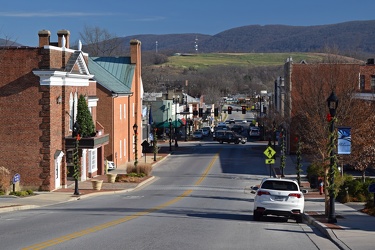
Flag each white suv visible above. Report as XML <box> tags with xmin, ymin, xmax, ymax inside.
<box><xmin>252</xmin><ymin>178</ymin><xmax>305</xmax><ymax>222</ymax></box>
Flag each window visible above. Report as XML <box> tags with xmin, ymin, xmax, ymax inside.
<box><xmin>120</xmin><ymin>104</ymin><xmax>122</xmax><ymax>120</ymax></box>
<box><xmin>124</xmin><ymin>104</ymin><xmax>126</xmax><ymax>119</ymax></box>
<box><xmin>360</xmin><ymin>75</ymin><xmax>365</xmax><ymax>90</ymax></box>
<box><xmin>132</xmin><ymin>103</ymin><xmax>135</xmax><ymax>117</ymax></box>
<box><xmin>371</xmin><ymin>75</ymin><xmax>375</xmax><ymax>90</ymax></box>
<box><xmin>88</xmin><ymin>149</ymin><xmax>97</xmax><ymax>173</ymax></box>
<box><xmin>69</xmin><ymin>92</ymin><xmax>78</xmax><ymax>131</ymax></box>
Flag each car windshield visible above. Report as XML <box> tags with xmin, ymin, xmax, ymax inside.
<box><xmin>261</xmin><ymin>180</ymin><xmax>298</xmax><ymax>191</ymax></box>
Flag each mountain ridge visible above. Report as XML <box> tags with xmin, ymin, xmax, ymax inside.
<box><xmin>121</xmin><ymin>20</ymin><xmax>375</xmax><ymax>56</ymax></box>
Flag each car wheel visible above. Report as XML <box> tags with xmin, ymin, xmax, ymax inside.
<box><xmin>253</xmin><ymin>211</ymin><xmax>262</xmax><ymax>221</ymax></box>
<box><xmin>295</xmin><ymin>215</ymin><xmax>303</xmax><ymax>223</ymax></box>
<box><xmin>241</xmin><ymin>141</ymin><xmax>246</xmax><ymax>144</ymax></box>
<box><xmin>219</xmin><ymin>140</ymin><xmax>223</xmax><ymax>144</ymax></box>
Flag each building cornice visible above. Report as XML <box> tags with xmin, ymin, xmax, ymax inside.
<box><xmin>33</xmin><ymin>70</ymin><xmax>93</xmax><ymax>86</ymax></box>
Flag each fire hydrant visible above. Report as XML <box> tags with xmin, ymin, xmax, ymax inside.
<box><xmin>319</xmin><ymin>180</ymin><xmax>324</xmax><ymax>195</ymax></box>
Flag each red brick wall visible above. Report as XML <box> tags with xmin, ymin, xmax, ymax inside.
<box><xmin>0</xmin><ymin>48</ymin><xmax>45</xmax><ymax>189</ymax></box>
<box><xmin>0</xmin><ymin>46</ymin><xmax>97</xmax><ymax>191</ymax></box>
<box><xmin>96</xmin><ymin>85</ymin><xmax>114</xmax><ymax>161</ymax></box>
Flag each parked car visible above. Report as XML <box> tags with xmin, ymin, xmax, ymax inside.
<box><xmin>106</xmin><ymin>161</ymin><xmax>116</xmax><ymax>170</ymax></box>
<box><xmin>231</xmin><ymin>124</ymin><xmax>244</xmax><ymax>134</ymax></box>
<box><xmin>249</xmin><ymin>127</ymin><xmax>260</xmax><ymax>137</ymax></box>
<box><xmin>251</xmin><ymin>178</ymin><xmax>306</xmax><ymax>222</ymax></box>
<box><xmin>214</xmin><ymin>130</ymin><xmax>246</xmax><ymax>144</ymax></box>
<box><xmin>192</xmin><ymin>130</ymin><xmax>203</xmax><ymax>139</ymax></box>
<box><xmin>201</xmin><ymin>126</ymin><xmax>211</xmax><ymax>136</ymax></box>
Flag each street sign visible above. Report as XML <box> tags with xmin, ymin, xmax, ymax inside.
<box><xmin>265</xmin><ymin>159</ymin><xmax>275</xmax><ymax>164</ymax></box>
<box><xmin>12</xmin><ymin>173</ymin><xmax>20</xmax><ymax>184</ymax></box>
<box><xmin>263</xmin><ymin>146</ymin><xmax>276</xmax><ymax>159</ymax></box>
<box><xmin>368</xmin><ymin>183</ymin><xmax>375</xmax><ymax>193</ymax></box>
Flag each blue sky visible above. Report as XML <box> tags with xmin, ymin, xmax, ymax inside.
<box><xmin>1</xmin><ymin>0</ymin><xmax>375</xmax><ymax>46</ymax></box>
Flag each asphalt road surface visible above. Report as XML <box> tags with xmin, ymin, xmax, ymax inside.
<box><xmin>0</xmin><ymin>142</ymin><xmax>338</xmax><ymax>249</ymax></box>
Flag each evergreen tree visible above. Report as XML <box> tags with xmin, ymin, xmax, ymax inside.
<box><xmin>76</xmin><ymin>94</ymin><xmax>95</xmax><ymax>137</ymax></box>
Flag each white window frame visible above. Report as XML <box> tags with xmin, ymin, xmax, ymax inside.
<box><xmin>120</xmin><ymin>104</ymin><xmax>122</xmax><ymax>120</ymax></box>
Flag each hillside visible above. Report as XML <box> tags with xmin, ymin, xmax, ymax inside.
<box><xmin>122</xmin><ymin>20</ymin><xmax>375</xmax><ymax>57</ymax></box>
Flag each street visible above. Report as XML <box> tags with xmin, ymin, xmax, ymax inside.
<box><xmin>0</xmin><ymin>142</ymin><xmax>338</xmax><ymax>249</ymax></box>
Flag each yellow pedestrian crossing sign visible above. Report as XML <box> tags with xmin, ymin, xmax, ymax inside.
<box><xmin>265</xmin><ymin>159</ymin><xmax>275</xmax><ymax>164</ymax></box>
<box><xmin>264</xmin><ymin>146</ymin><xmax>276</xmax><ymax>159</ymax></box>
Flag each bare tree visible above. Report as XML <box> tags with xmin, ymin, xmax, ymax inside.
<box><xmin>347</xmin><ymin>100</ymin><xmax>375</xmax><ymax>181</ymax></box>
<box><xmin>79</xmin><ymin>25</ymin><xmax>125</xmax><ymax>56</ymax></box>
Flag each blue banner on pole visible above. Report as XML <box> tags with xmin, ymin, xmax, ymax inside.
<box><xmin>338</xmin><ymin>127</ymin><xmax>351</xmax><ymax>155</ymax></box>
<box><xmin>148</xmin><ymin>107</ymin><xmax>153</xmax><ymax>125</ymax></box>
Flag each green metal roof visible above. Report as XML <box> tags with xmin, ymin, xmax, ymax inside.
<box><xmin>88</xmin><ymin>57</ymin><xmax>135</xmax><ymax>94</ymax></box>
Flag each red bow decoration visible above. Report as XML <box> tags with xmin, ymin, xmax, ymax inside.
<box><xmin>326</xmin><ymin>113</ymin><xmax>332</xmax><ymax>122</ymax></box>
<box><xmin>76</xmin><ymin>134</ymin><xmax>81</xmax><ymax>141</ymax></box>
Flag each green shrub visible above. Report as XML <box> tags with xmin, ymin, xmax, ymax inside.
<box><xmin>9</xmin><ymin>190</ymin><xmax>31</xmax><ymax>197</ymax></box>
<box><xmin>337</xmin><ymin>176</ymin><xmax>375</xmax><ymax>202</ymax></box>
<box><xmin>306</xmin><ymin>162</ymin><xmax>325</xmax><ymax>188</ymax></box>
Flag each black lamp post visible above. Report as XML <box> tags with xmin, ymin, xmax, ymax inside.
<box><xmin>169</xmin><ymin>118</ymin><xmax>172</xmax><ymax>151</ymax></box>
<box><xmin>72</xmin><ymin>121</ymin><xmax>81</xmax><ymax>195</ymax></box>
<box><xmin>173</xmin><ymin>95</ymin><xmax>179</xmax><ymax>147</ymax></box>
<box><xmin>153</xmin><ymin>127</ymin><xmax>157</xmax><ymax>161</ymax></box>
<box><xmin>133</xmin><ymin>124</ymin><xmax>138</xmax><ymax>170</ymax></box>
<box><xmin>327</xmin><ymin>91</ymin><xmax>338</xmax><ymax>223</ymax></box>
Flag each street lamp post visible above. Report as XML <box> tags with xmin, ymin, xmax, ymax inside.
<box><xmin>169</xmin><ymin>118</ymin><xmax>172</xmax><ymax>151</ymax></box>
<box><xmin>153</xmin><ymin>127</ymin><xmax>157</xmax><ymax>161</ymax></box>
<box><xmin>133</xmin><ymin>124</ymin><xmax>138</xmax><ymax>171</ymax></box>
<box><xmin>72</xmin><ymin>121</ymin><xmax>81</xmax><ymax>196</ymax></box>
<box><xmin>173</xmin><ymin>95</ymin><xmax>179</xmax><ymax>147</ymax></box>
<box><xmin>327</xmin><ymin>91</ymin><xmax>338</xmax><ymax>223</ymax></box>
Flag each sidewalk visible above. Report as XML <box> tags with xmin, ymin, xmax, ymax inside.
<box><xmin>1</xmin><ymin>141</ymin><xmax>375</xmax><ymax>250</ymax></box>
<box><xmin>281</xmin><ymin>153</ymin><xmax>375</xmax><ymax>250</ymax></box>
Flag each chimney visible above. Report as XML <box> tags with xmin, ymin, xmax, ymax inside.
<box><xmin>130</xmin><ymin>39</ymin><xmax>141</xmax><ymax>65</ymax></box>
<box><xmin>38</xmin><ymin>30</ymin><xmax>51</xmax><ymax>47</ymax></box>
<box><xmin>57</xmin><ymin>30</ymin><xmax>70</xmax><ymax>48</ymax></box>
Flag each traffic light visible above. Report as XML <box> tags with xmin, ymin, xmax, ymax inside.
<box><xmin>228</xmin><ymin>106</ymin><xmax>232</xmax><ymax>114</ymax></box>
<box><xmin>193</xmin><ymin>109</ymin><xmax>198</xmax><ymax>116</ymax></box>
<box><xmin>199</xmin><ymin>108</ymin><xmax>203</xmax><ymax>117</ymax></box>
<box><xmin>214</xmin><ymin>108</ymin><xmax>219</xmax><ymax>117</ymax></box>
<box><xmin>242</xmin><ymin>106</ymin><xmax>246</xmax><ymax>114</ymax></box>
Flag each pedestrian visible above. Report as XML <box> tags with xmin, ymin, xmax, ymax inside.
<box><xmin>149</xmin><ymin>132</ymin><xmax>154</xmax><ymax>146</ymax></box>
<box><xmin>319</xmin><ymin>179</ymin><xmax>324</xmax><ymax>195</ymax></box>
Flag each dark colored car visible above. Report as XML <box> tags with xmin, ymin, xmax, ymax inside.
<box><xmin>214</xmin><ymin>130</ymin><xmax>246</xmax><ymax>144</ymax></box>
<box><xmin>231</xmin><ymin>125</ymin><xmax>244</xmax><ymax>134</ymax></box>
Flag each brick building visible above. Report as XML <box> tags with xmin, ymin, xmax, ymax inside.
<box><xmin>276</xmin><ymin>58</ymin><xmax>375</xmax><ymax>153</ymax></box>
<box><xmin>89</xmin><ymin>40</ymin><xmax>143</xmax><ymax>166</ymax></box>
<box><xmin>0</xmin><ymin>30</ymin><xmax>109</xmax><ymax>191</ymax></box>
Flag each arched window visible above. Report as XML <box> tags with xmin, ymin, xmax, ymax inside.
<box><xmin>69</xmin><ymin>92</ymin><xmax>78</xmax><ymax>131</ymax></box>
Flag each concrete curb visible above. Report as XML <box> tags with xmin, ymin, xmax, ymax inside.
<box><xmin>303</xmin><ymin>214</ymin><xmax>351</xmax><ymax>250</ymax></box>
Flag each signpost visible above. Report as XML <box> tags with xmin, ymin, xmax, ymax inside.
<box><xmin>12</xmin><ymin>173</ymin><xmax>20</xmax><ymax>193</ymax></box>
<box><xmin>264</xmin><ymin>146</ymin><xmax>276</xmax><ymax>177</ymax></box>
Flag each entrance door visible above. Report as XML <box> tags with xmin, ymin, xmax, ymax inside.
<box><xmin>54</xmin><ymin>151</ymin><xmax>64</xmax><ymax>189</ymax></box>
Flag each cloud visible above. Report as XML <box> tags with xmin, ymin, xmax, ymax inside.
<box><xmin>0</xmin><ymin>11</ymin><xmax>114</xmax><ymax>17</ymax></box>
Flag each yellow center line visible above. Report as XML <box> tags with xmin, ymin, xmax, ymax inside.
<box><xmin>22</xmin><ymin>153</ymin><xmax>219</xmax><ymax>250</ymax></box>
